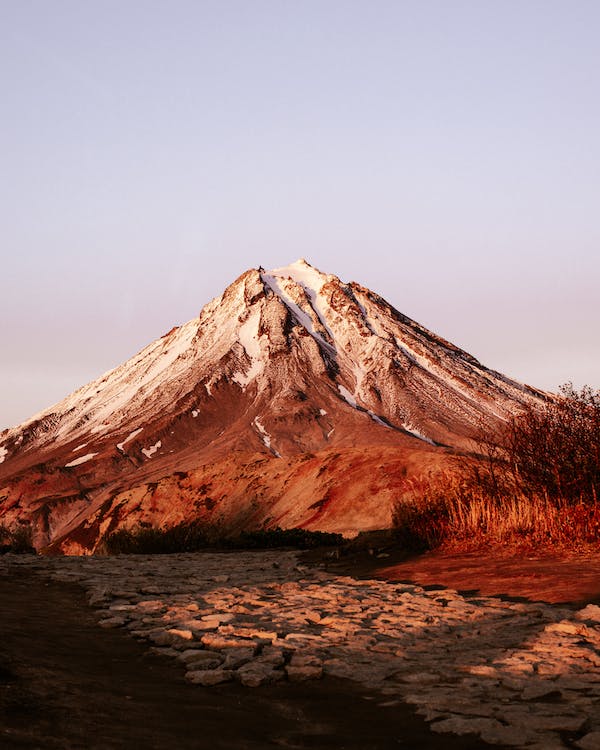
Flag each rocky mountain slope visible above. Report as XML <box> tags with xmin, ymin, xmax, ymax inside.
<box><xmin>0</xmin><ymin>260</ymin><xmax>546</xmax><ymax>553</ymax></box>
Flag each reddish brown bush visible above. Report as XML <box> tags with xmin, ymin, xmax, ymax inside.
<box><xmin>392</xmin><ymin>384</ymin><xmax>600</xmax><ymax>552</ymax></box>
<box><xmin>501</xmin><ymin>383</ymin><xmax>600</xmax><ymax>504</ymax></box>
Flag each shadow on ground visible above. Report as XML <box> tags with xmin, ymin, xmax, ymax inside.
<box><xmin>0</xmin><ymin>570</ymin><xmax>496</xmax><ymax>750</ymax></box>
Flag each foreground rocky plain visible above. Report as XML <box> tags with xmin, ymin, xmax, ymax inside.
<box><xmin>1</xmin><ymin>550</ymin><xmax>599</xmax><ymax>750</ymax></box>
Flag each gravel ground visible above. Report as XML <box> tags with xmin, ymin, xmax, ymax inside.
<box><xmin>3</xmin><ymin>550</ymin><xmax>600</xmax><ymax>749</ymax></box>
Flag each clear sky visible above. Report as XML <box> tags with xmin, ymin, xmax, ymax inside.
<box><xmin>1</xmin><ymin>1</ymin><xmax>599</xmax><ymax>430</ymax></box>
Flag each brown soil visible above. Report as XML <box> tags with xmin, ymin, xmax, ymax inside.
<box><xmin>377</xmin><ymin>550</ymin><xmax>600</xmax><ymax>604</ymax></box>
<box><xmin>0</xmin><ymin>568</ymin><xmax>496</xmax><ymax>750</ymax></box>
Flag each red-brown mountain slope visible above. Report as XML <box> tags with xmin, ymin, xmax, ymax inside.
<box><xmin>0</xmin><ymin>260</ymin><xmax>546</xmax><ymax>553</ymax></box>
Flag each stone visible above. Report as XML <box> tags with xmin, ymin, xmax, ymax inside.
<box><xmin>177</xmin><ymin>619</ymin><xmax>220</xmax><ymax>633</ymax></box>
<box><xmin>247</xmin><ymin>629</ymin><xmax>278</xmax><ymax>641</ymax></box>
<box><xmin>185</xmin><ymin>668</ymin><xmax>233</xmax><ymax>686</ymax></box>
<box><xmin>431</xmin><ymin>716</ymin><xmax>505</xmax><ymax>737</ymax></box>
<box><xmin>289</xmin><ymin>653</ymin><xmax>322</xmax><ymax>668</ymax></box>
<box><xmin>521</xmin><ymin>683</ymin><xmax>563</xmax><ymax>701</ymax></box>
<box><xmin>167</xmin><ymin>628</ymin><xmax>194</xmax><ymax>640</ymax></box>
<box><xmin>480</xmin><ymin>723</ymin><xmax>541</xmax><ymax>746</ymax></box>
<box><xmin>98</xmin><ymin>616</ymin><xmax>127</xmax><ymax>628</ymax></box>
<box><xmin>222</xmin><ymin>647</ymin><xmax>256</xmax><ymax>669</ymax></box>
<box><xmin>136</xmin><ymin>600</ymin><xmax>166</xmax><ymax>612</ymax></box>
<box><xmin>200</xmin><ymin>613</ymin><xmax>235</xmax><ymax>625</ymax></box>
<box><xmin>547</xmin><ymin>621</ymin><xmax>590</xmax><ymax>636</ymax></box>
<box><xmin>464</xmin><ymin>665</ymin><xmax>498</xmax><ymax>677</ymax></box>
<box><xmin>523</xmin><ymin>714</ymin><xmax>589</xmax><ymax>733</ymax></box>
<box><xmin>146</xmin><ymin>628</ymin><xmax>195</xmax><ymax>648</ymax></box>
<box><xmin>177</xmin><ymin>650</ymin><xmax>224</xmax><ymax>669</ymax></box>
<box><xmin>576</xmin><ymin>605</ymin><xmax>600</xmax><ymax>623</ymax></box>
<box><xmin>257</xmin><ymin>647</ymin><xmax>285</xmax><ymax>666</ymax></box>
<box><xmin>201</xmin><ymin>633</ymin><xmax>257</xmax><ymax>650</ymax></box>
<box><xmin>236</xmin><ymin>661</ymin><xmax>284</xmax><ymax>688</ymax></box>
<box><xmin>284</xmin><ymin>632</ymin><xmax>324</xmax><ymax>643</ymax></box>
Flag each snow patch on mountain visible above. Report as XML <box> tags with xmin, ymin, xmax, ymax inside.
<box><xmin>0</xmin><ymin>446</ymin><xmax>7</xmax><ymax>464</ymax></box>
<box><xmin>338</xmin><ymin>385</ymin><xmax>357</xmax><ymax>408</ymax></box>
<box><xmin>367</xmin><ymin>410</ymin><xmax>390</xmax><ymax>428</ymax></box>
<box><xmin>116</xmin><ymin>428</ymin><xmax>144</xmax><ymax>452</ymax></box>
<box><xmin>65</xmin><ymin>453</ymin><xmax>98</xmax><ymax>468</ymax></box>
<box><xmin>338</xmin><ymin>386</ymin><xmax>391</xmax><ymax>431</ymax></box>
<box><xmin>352</xmin><ymin>296</ymin><xmax>378</xmax><ymax>337</ymax></box>
<box><xmin>348</xmin><ymin>357</ymin><xmax>370</xmax><ymax>401</ymax></box>
<box><xmin>233</xmin><ymin>308</ymin><xmax>265</xmax><ymax>388</ymax></box>
<box><xmin>253</xmin><ymin>417</ymin><xmax>281</xmax><ymax>457</ymax></box>
<box><xmin>402</xmin><ymin>423</ymin><xmax>435</xmax><ymax>445</ymax></box>
<box><xmin>142</xmin><ymin>441</ymin><xmax>162</xmax><ymax>458</ymax></box>
<box><xmin>262</xmin><ymin>274</ymin><xmax>315</xmax><ymax>333</ymax></box>
<box><xmin>261</xmin><ymin>271</ymin><xmax>334</xmax><ymax>355</ymax></box>
<box><xmin>28</xmin><ymin>320</ymin><xmax>199</xmax><ymax>446</ymax></box>
<box><xmin>267</xmin><ymin>260</ymin><xmax>335</xmax><ymax>341</ymax></box>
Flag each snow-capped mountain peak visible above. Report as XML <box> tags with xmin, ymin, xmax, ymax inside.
<box><xmin>0</xmin><ymin>261</ymin><xmax>546</xmax><ymax>553</ymax></box>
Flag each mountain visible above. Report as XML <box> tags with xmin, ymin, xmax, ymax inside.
<box><xmin>0</xmin><ymin>260</ymin><xmax>545</xmax><ymax>553</ymax></box>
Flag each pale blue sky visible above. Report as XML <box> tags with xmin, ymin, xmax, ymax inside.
<box><xmin>1</xmin><ymin>1</ymin><xmax>599</xmax><ymax>430</ymax></box>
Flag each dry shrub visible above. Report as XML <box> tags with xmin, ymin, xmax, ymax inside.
<box><xmin>0</xmin><ymin>523</ymin><xmax>35</xmax><ymax>554</ymax></box>
<box><xmin>103</xmin><ymin>521</ymin><xmax>214</xmax><ymax>554</ymax></box>
<box><xmin>103</xmin><ymin>522</ymin><xmax>343</xmax><ymax>554</ymax></box>
<box><xmin>393</xmin><ymin>476</ymin><xmax>600</xmax><ymax>552</ymax></box>
<box><xmin>391</xmin><ymin>477</ymin><xmax>452</xmax><ymax>551</ymax></box>
<box><xmin>490</xmin><ymin>383</ymin><xmax>600</xmax><ymax>505</ymax></box>
<box><xmin>393</xmin><ymin>384</ymin><xmax>600</xmax><ymax>552</ymax></box>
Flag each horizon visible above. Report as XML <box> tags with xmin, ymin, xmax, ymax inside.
<box><xmin>2</xmin><ymin>2</ymin><xmax>599</xmax><ymax>430</ymax></box>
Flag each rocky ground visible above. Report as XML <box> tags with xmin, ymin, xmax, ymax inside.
<box><xmin>1</xmin><ymin>551</ymin><xmax>599</xmax><ymax>749</ymax></box>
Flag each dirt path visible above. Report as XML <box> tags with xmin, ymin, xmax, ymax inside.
<box><xmin>313</xmin><ymin>546</ymin><xmax>600</xmax><ymax>605</ymax></box>
<box><xmin>0</xmin><ymin>569</ymin><xmax>493</xmax><ymax>750</ymax></box>
<box><xmin>376</xmin><ymin>551</ymin><xmax>600</xmax><ymax>605</ymax></box>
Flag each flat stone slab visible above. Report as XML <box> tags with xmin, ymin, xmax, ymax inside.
<box><xmin>3</xmin><ymin>550</ymin><xmax>600</xmax><ymax>750</ymax></box>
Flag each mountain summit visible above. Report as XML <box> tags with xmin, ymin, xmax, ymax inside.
<box><xmin>0</xmin><ymin>260</ymin><xmax>545</xmax><ymax>553</ymax></box>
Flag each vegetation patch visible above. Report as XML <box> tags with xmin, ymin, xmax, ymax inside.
<box><xmin>227</xmin><ymin>527</ymin><xmax>343</xmax><ymax>550</ymax></box>
<box><xmin>0</xmin><ymin>524</ymin><xmax>35</xmax><ymax>554</ymax></box>
<box><xmin>103</xmin><ymin>523</ymin><xmax>343</xmax><ymax>555</ymax></box>
<box><xmin>392</xmin><ymin>384</ymin><xmax>600</xmax><ymax>553</ymax></box>
<box><xmin>103</xmin><ymin>522</ymin><xmax>211</xmax><ymax>555</ymax></box>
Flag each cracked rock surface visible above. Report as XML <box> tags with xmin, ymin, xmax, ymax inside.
<box><xmin>2</xmin><ymin>551</ymin><xmax>599</xmax><ymax>749</ymax></box>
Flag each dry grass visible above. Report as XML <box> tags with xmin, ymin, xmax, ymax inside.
<box><xmin>392</xmin><ymin>475</ymin><xmax>600</xmax><ymax>553</ymax></box>
<box><xmin>392</xmin><ymin>384</ymin><xmax>600</xmax><ymax>554</ymax></box>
